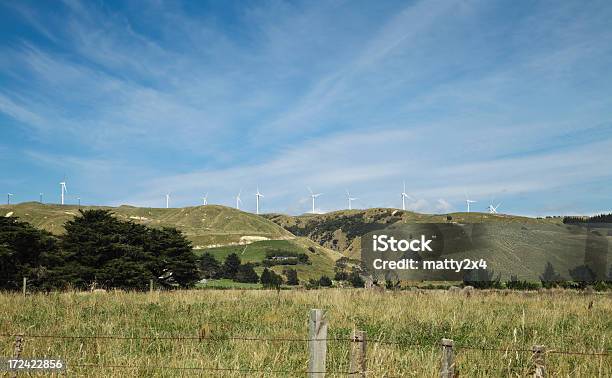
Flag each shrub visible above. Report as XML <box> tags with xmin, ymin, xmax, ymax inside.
<box><xmin>318</xmin><ymin>275</ymin><xmax>332</xmax><ymax>287</ymax></box>
<box><xmin>235</xmin><ymin>263</ymin><xmax>259</xmax><ymax>283</ymax></box>
<box><xmin>260</xmin><ymin>268</ymin><xmax>283</xmax><ymax>289</ymax></box>
<box><xmin>199</xmin><ymin>252</ymin><xmax>221</xmax><ymax>279</ymax></box>
<box><xmin>283</xmin><ymin>268</ymin><xmax>299</xmax><ymax>285</ymax></box>
<box><xmin>221</xmin><ymin>253</ymin><xmax>241</xmax><ymax>279</ymax></box>
<box><xmin>348</xmin><ymin>270</ymin><xmax>365</xmax><ymax>288</ymax></box>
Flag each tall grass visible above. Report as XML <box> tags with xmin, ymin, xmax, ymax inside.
<box><xmin>1</xmin><ymin>289</ymin><xmax>609</xmax><ymax>377</ymax></box>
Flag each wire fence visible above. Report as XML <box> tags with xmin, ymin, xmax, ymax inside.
<box><xmin>1</xmin><ymin>330</ymin><xmax>609</xmax><ymax>377</ymax></box>
<box><xmin>2</xmin><ymin>332</ymin><xmax>610</xmax><ymax>356</ymax></box>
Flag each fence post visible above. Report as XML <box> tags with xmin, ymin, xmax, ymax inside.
<box><xmin>440</xmin><ymin>338</ymin><xmax>455</xmax><ymax>378</ymax></box>
<box><xmin>149</xmin><ymin>279</ymin><xmax>154</xmax><ymax>293</ymax></box>
<box><xmin>22</xmin><ymin>277</ymin><xmax>27</xmax><ymax>296</ymax></box>
<box><xmin>532</xmin><ymin>345</ymin><xmax>546</xmax><ymax>378</ymax></box>
<box><xmin>308</xmin><ymin>309</ymin><xmax>327</xmax><ymax>378</ymax></box>
<box><xmin>349</xmin><ymin>330</ymin><xmax>367</xmax><ymax>377</ymax></box>
<box><xmin>11</xmin><ymin>334</ymin><xmax>23</xmax><ymax>378</ymax></box>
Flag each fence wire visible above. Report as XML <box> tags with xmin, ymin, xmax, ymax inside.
<box><xmin>1</xmin><ymin>332</ymin><xmax>609</xmax><ymax>357</ymax></box>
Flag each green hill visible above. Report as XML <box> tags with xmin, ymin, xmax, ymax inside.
<box><xmin>5</xmin><ymin>203</ymin><xmax>593</xmax><ymax>283</ymax></box>
<box><xmin>0</xmin><ymin>202</ymin><xmax>343</xmax><ymax>281</ymax></box>
<box><xmin>263</xmin><ymin>208</ymin><xmax>562</xmax><ymax>260</ymax></box>
<box><xmin>0</xmin><ymin>202</ymin><xmax>292</xmax><ymax>247</ymax></box>
<box><xmin>195</xmin><ymin>238</ymin><xmax>342</xmax><ymax>280</ymax></box>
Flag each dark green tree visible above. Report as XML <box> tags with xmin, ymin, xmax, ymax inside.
<box><xmin>60</xmin><ymin>210</ymin><xmax>198</xmax><ymax>289</ymax></box>
<box><xmin>260</xmin><ymin>267</ymin><xmax>271</xmax><ymax>285</ymax></box>
<box><xmin>199</xmin><ymin>252</ymin><xmax>221</xmax><ymax>279</ymax></box>
<box><xmin>0</xmin><ymin>217</ymin><xmax>62</xmax><ymax>290</ymax></box>
<box><xmin>222</xmin><ymin>253</ymin><xmax>241</xmax><ymax>279</ymax></box>
<box><xmin>348</xmin><ymin>270</ymin><xmax>365</xmax><ymax>288</ymax></box>
<box><xmin>318</xmin><ymin>275</ymin><xmax>332</xmax><ymax>287</ymax></box>
<box><xmin>540</xmin><ymin>261</ymin><xmax>563</xmax><ymax>288</ymax></box>
<box><xmin>148</xmin><ymin>227</ymin><xmax>199</xmax><ymax>288</ymax></box>
<box><xmin>235</xmin><ymin>263</ymin><xmax>259</xmax><ymax>283</ymax></box>
<box><xmin>261</xmin><ymin>267</ymin><xmax>283</xmax><ymax>289</ymax></box>
<box><xmin>284</xmin><ymin>268</ymin><xmax>299</xmax><ymax>285</ymax></box>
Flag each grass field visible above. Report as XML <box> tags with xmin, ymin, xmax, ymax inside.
<box><xmin>1</xmin><ymin>289</ymin><xmax>609</xmax><ymax>377</ymax></box>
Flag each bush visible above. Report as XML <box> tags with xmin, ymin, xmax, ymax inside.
<box><xmin>283</xmin><ymin>268</ymin><xmax>299</xmax><ymax>285</ymax></box>
<box><xmin>385</xmin><ymin>280</ymin><xmax>400</xmax><ymax>290</ymax></box>
<box><xmin>199</xmin><ymin>252</ymin><xmax>221</xmax><ymax>279</ymax></box>
<box><xmin>506</xmin><ymin>276</ymin><xmax>540</xmax><ymax>290</ymax></box>
<box><xmin>260</xmin><ymin>268</ymin><xmax>283</xmax><ymax>289</ymax></box>
<box><xmin>334</xmin><ymin>270</ymin><xmax>348</xmax><ymax>281</ymax></box>
<box><xmin>221</xmin><ymin>253</ymin><xmax>241</xmax><ymax>279</ymax></box>
<box><xmin>463</xmin><ymin>268</ymin><xmax>502</xmax><ymax>289</ymax></box>
<box><xmin>348</xmin><ymin>270</ymin><xmax>365</xmax><ymax>288</ymax></box>
<box><xmin>318</xmin><ymin>275</ymin><xmax>332</xmax><ymax>287</ymax></box>
<box><xmin>235</xmin><ymin>263</ymin><xmax>259</xmax><ymax>283</ymax></box>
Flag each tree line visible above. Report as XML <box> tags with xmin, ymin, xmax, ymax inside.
<box><xmin>0</xmin><ymin>210</ymin><xmax>199</xmax><ymax>291</ymax></box>
<box><xmin>563</xmin><ymin>213</ymin><xmax>612</xmax><ymax>224</ymax></box>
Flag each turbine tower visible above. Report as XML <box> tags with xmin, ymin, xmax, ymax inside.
<box><xmin>202</xmin><ymin>193</ymin><xmax>208</xmax><ymax>206</ymax></box>
<box><xmin>235</xmin><ymin>190</ymin><xmax>242</xmax><ymax>210</ymax></box>
<box><xmin>400</xmin><ymin>181</ymin><xmax>411</xmax><ymax>211</ymax></box>
<box><xmin>308</xmin><ymin>187</ymin><xmax>322</xmax><ymax>214</ymax></box>
<box><xmin>165</xmin><ymin>193</ymin><xmax>170</xmax><ymax>209</ymax></box>
<box><xmin>59</xmin><ymin>181</ymin><xmax>67</xmax><ymax>205</ymax></box>
<box><xmin>255</xmin><ymin>187</ymin><xmax>264</xmax><ymax>215</ymax></box>
<box><xmin>39</xmin><ymin>193</ymin><xmax>43</xmax><ymax>203</ymax></box>
<box><xmin>7</xmin><ymin>193</ymin><xmax>13</xmax><ymax>205</ymax></box>
<box><xmin>346</xmin><ymin>190</ymin><xmax>357</xmax><ymax>210</ymax></box>
<box><xmin>464</xmin><ymin>192</ymin><xmax>476</xmax><ymax>213</ymax></box>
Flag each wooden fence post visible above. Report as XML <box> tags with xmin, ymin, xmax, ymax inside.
<box><xmin>22</xmin><ymin>277</ymin><xmax>27</xmax><ymax>297</ymax></box>
<box><xmin>532</xmin><ymin>345</ymin><xmax>546</xmax><ymax>378</ymax></box>
<box><xmin>440</xmin><ymin>338</ymin><xmax>455</xmax><ymax>378</ymax></box>
<box><xmin>308</xmin><ymin>309</ymin><xmax>328</xmax><ymax>378</ymax></box>
<box><xmin>11</xmin><ymin>334</ymin><xmax>23</xmax><ymax>378</ymax></box>
<box><xmin>149</xmin><ymin>279</ymin><xmax>154</xmax><ymax>293</ymax></box>
<box><xmin>349</xmin><ymin>330</ymin><xmax>367</xmax><ymax>377</ymax></box>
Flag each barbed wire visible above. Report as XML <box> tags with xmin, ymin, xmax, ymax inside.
<box><xmin>67</xmin><ymin>363</ymin><xmax>358</xmax><ymax>375</ymax></box>
<box><xmin>1</xmin><ymin>333</ymin><xmax>609</xmax><ymax>357</ymax></box>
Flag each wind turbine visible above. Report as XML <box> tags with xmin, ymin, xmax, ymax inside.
<box><xmin>59</xmin><ymin>180</ymin><xmax>67</xmax><ymax>205</ymax></box>
<box><xmin>308</xmin><ymin>187</ymin><xmax>322</xmax><ymax>214</ymax></box>
<box><xmin>77</xmin><ymin>197</ymin><xmax>81</xmax><ymax>207</ymax></box>
<box><xmin>400</xmin><ymin>181</ymin><xmax>412</xmax><ymax>211</ymax></box>
<box><xmin>235</xmin><ymin>190</ymin><xmax>242</xmax><ymax>210</ymax></box>
<box><xmin>7</xmin><ymin>193</ymin><xmax>13</xmax><ymax>205</ymax></box>
<box><xmin>165</xmin><ymin>193</ymin><xmax>170</xmax><ymax>209</ymax></box>
<box><xmin>464</xmin><ymin>192</ymin><xmax>476</xmax><ymax>213</ymax></box>
<box><xmin>346</xmin><ymin>190</ymin><xmax>358</xmax><ymax>210</ymax></box>
<box><xmin>255</xmin><ymin>187</ymin><xmax>264</xmax><ymax>215</ymax></box>
<box><xmin>39</xmin><ymin>193</ymin><xmax>43</xmax><ymax>203</ymax></box>
<box><xmin>488</xmin><ymin>202</ymin><xmax>501</xmax><ymax>214</ymax></box>
<box><xmin>202</xmin><ymin>193</ymin><xmax>208</xmax><ymax>206</ymax></box>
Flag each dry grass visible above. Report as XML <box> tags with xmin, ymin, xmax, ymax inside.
<box><xmin>1</xmin><ymin>289</ymin><xmax>610</xmax><ymax>377</ymax></box>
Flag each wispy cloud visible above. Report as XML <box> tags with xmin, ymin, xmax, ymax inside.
<box><xmin>0</xmin><ymin>0</ymin><xmax>611</xmax><ymax>215</ymax></box>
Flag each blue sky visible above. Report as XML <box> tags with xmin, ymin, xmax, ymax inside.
<box><xmin>0</xmin><ymin>0</ymin><xmax>611</xmax><ymax>216</ymax></box>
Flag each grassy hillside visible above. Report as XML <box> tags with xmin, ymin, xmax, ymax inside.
<box><xmin>0</xmin><ymin>202</ymin><xmax>343</xmax><ymax>282</ymax></box>
<box><xmin>0</xmin><ymin>202</ymin><xmax>292</xmax><ymax>247</ymax></box>
<box><xmin>1</xmin><ymin>289</ymin><xmax>608</xmax><ymax>376</ymax></box>
<box><xmin>264</xmin><ymin>208</ymin><xmax>561</xmax><ymax>260</ymax></box>
<box><xmin>194</xmin><ymin>238</ymin><xmax>343</xmax><ymax>281</ymax></box>
<box><xmin>264</xmin><ymin>209</ymin><xmax>603</xmax><ymax>282</ymax></box>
